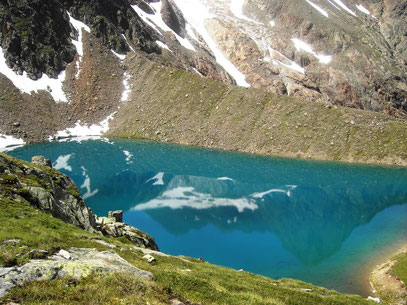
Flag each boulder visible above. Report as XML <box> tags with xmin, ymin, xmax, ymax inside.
<box><xmin>0</xmin><ymin>248</ymin><xmax>153</xmax><ymax>297</ymax></box>
<box><xmin>31</xmin><ymin>156</ymin><xmax>52</xmax><ymax>168</ymax></box>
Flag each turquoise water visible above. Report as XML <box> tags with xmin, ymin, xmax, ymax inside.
<box><xmin>8</xmin><ymin>139</ymin><xmax>407</xmax><ymax>296</ymax></box>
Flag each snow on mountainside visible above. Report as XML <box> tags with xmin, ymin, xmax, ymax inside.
<box><xmin>0</xmin><ymin>0</ymin><xmax>406</xmax><ymax>147</ymax></box>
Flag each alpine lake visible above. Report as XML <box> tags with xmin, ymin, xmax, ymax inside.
<box><xmin>8</xmin><ymin>138</ymin><xmax>407</xmax><ymax>297</ymax></box>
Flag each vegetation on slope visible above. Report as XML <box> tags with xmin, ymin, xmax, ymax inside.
<box><xmin>107</xmin><ymin>54</ymin><xmax>407</xmax><ymax>166</ymax></box>
<box><xmin>0</xmin><ymin>153</ymin><xmax>377</xmax><ymax>305</ymax></box>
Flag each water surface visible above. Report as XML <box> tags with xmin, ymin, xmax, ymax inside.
<box><xmin>9</xmin><ymin>139</ymin><xmax>407</xmax><ymax>296</ymax></box>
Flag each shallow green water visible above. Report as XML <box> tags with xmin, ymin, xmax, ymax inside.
<box><xmin>8</xmin><ymin>138</ymin><xmax>407</xmax><ymax>296</ymax></box>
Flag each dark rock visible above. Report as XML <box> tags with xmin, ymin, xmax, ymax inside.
<box><xmin>160</xmin><ymin>0</ymin><xmax>186</xmax><ymax>38</ymax></box>
<box><xmin>31</xmin><ymin>155</ymin><xmax>52</xmax><ymax>168</ymax></box>
<box><xmin>28</xmin><ymin>249</ymin><xmax>49</xmax><ymax>259</ymax></box>
<box><xmin>108</xmin><ymin>210</ymin><xmax>123</xmax><ymax>222</ymax></box>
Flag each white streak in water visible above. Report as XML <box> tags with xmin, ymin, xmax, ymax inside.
<box><xmin>133</xmin><ymin>186</ymin><xmax>258</xmax><ymax>213</ymax></box>
<box><xmin>217</xmin><ymin>177</ymin><xmax>234</xmax><ymax>181</ymax></box>
<box><xmin>146</xmin><ymin>172</ymin><xmax>165</xmax><ymax>185</ymax></box>
<box><xmin>80</xmin><ymin>166</ymin><xmax>98</xmax><ymax>199</ymax></box>
<box><xmin>54</xmin><ymin>154</ymin><xmax>73</xmax><ymax>171</ymax></box>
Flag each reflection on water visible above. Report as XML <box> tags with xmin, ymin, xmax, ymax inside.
<box><xmin>9</xmin><ymin>139</ymin><xmax>407</xmax><ymax>296</ymax></box>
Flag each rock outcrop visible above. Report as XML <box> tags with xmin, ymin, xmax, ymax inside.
<box><xmin>0</xmin><ymin>153</ymin><xmax>159</xmax><ymax>249</ymax></box>
<box><xmin>0</xmin><ymin>248</ymin><xmax>153</xmax><ymax>298</ymax></box>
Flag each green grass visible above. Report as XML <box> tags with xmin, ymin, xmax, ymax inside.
<box><xmin>392</xmin><ymin>252</ymin><xmax>407</xmax><ymax>286</ymax></box>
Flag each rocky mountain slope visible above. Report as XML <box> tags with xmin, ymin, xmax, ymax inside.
<box><xmin>0</xmin><ymin>0</ymin><xmax>406</xmax><ymax>164</ymax></box>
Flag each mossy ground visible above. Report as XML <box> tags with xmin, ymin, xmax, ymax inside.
<box><xmin>107</xmin><ymin>55</ymin><xmax>407</xmax><ymax>166</ymax></box>
<box><xmin>0</xmin><ymin>154</ymin><xmax>378</xmax><ymax>305</ymax></box>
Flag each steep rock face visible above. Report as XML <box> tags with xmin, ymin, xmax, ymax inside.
<box><xmin>0</xmin><ymin>0</ymin><xmax>76</xmax><ymax>79</ymax></box>
<box><xmin>0</xmin><ymin>153</ymin><xmax>159</xmax><ymax>249</ymax></box>
<box><xmin>0</xmin><ymin>0</ymin><xmax>160</xmax><ymax>80</ymax></box>
<box><xmin>0</xmin><ymin>154</ymin><xmax>96</xmax><ymax>232</ymax></box>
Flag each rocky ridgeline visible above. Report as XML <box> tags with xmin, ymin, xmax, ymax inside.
<box><xmin>0</xmin><ymin>153</ymin><xmax>158</xmax><ymax>250</ymax></box>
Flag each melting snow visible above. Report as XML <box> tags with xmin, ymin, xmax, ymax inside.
<box><xmin>326</xmin><ymin>0</ymin><xmax>341</xmax><ymax>10</ymax></box>
<box><xmin>68</xmin><ymin>13</ymin><xmax>90</xmax><ymax>78</ymax></box>
<box><xmin>132</xmin><ymin>186</ymin><xmax>258</xmax><ymax>213</ymax></box>
<box><xmin>155</xmin><ymin>40</ymin><xmax>172</xmax><ymax>51</ymax></box>
<box><xmin>172</xmin><ymin>0</ymin><xmax>250</xmax><ymax>87</ymax></box>
<box><xmin>111</xmin><ymin>50</ymin><xmax>126</xmax><ymax>60</ymax></box>
<box><xmin>0</xmin><ymin>48</ymin><xmax>68</xmax><ymax>102</ymax></box>
<box><xmin>230</xmin><ymin>0</ymin><xmax>261</xmax><ymax>24</ymax></box>
<box><xmin>121</xmin><ymin>72</ymin><xmax>131</xmax><ymax>102</ymax></box>
<box><xmin>146</xmin><ymin>172</ymin><xmax>165</xmax><ymax>185</ymax></box>
<box><xmin>267</xmin><ymin>46</ymin><xmax>305</xmax><ymax>74</ymax></box>
<box><xmin>0</xmin><ymin>134</ymin><xmax>25</xmax><ymax>152</ymax></box>
<box><xmin>54</xmin><ymin>154</ymin><xmax>73</xmax><ymax>171</ymax></box>
<box><xmin>356</xmin><ymin>4</ymin><xmax>371</xmax><ymax>15</ymax></box>
<box><xmin>306</xmin><ymin>0</ymin><xmax>329</xmax><ymax>18</ymax></box>
<box><xmin>329</xmin><ymin>0</ymin><xmax>356</xmax><ymax>16</ymax></box>
<box><xmin>54</xmin><ymin>112</ymin><xmax>116</xmax><ymax>139</ymax></box>
<box><xmin>131</xmin><ymin>3</ymin><xmax>195</xmax><ymax>51</ymax></box>
<box><xmin>251</xmin><ymin>185</ymin><xmax>297</xmax><ymax>198</ymax></box>
<box><xmin>292</xmin><ymin>38</ymin><xmax>332</xmax><ymax>64</ymax></box>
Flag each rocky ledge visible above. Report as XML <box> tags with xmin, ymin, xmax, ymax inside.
<box><xmin>0</xmin><ymin>153</ymin><xmax>158</xmax><ymax>250</ymax></box>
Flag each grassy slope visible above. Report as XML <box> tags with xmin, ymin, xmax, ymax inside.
<box><xmin>0</xmin><ymin>153</ymin><xmax>376</xmax><ymax>305</ymax></box>
<box><xmin>107</xmin><ymin>54</ymin><xmax>407</xmax><ymax>166</ymax></box>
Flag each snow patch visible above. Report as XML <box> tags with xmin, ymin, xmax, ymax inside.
<box><xmin>172</xmin><ymin>0</ymin><xmax>250</xmax><ymax>87</ymax></box>
<box><xmin>131</xmin><ymin>3</ymin><xmax>195</xmax><ymax>51</ymax></box>
<box><xmin>192</xmin><ymin>67</ymin><xmax>203</xmax><ymax>76</ymax></box>
<box><xmin>54</xmin><ymin>154</ymin><xmax>73</xmax><ymax>171</ymax></box>
<box><xmin>292</xmin><ymin>38</ymin><xmax>332</xmax><ymax>64</ymax></box>
<box><xmin>111</xmin><ymin>50</ymin><xmax>126</xmax><ymax>60</ymax></box>
<box><xmin>266</xmin><ymin>46</ymin><xmax>305</xmax><ymax>74</ymax></box>
<box><xmin>306</xmin><ymin>0</ymin><xmax>329</xmax><ymax>18</ymax></box>
<box><xmin>367</xmin><ymin>296</ymin><xmax>381</xmax><ymax>304</ymax></box>
<box><xmin>0</xmin><ymin>134</ymin><xmax>25</xmax><ymax>152</ymax></box>
<box><xmin>230</xmin><ymin>0</ymin><xmax>261</xmax><ymax>24</ymax></box>
<box><xmin>356</xmin><ymin>4</ymin><xmax>371</xmax><ymax>15</ymax></box>
<box><xmin>121</xmin><ymin>72</ymin><xmax>131</xmax><ymax>102</ymax></box>
<box><xmin>68</xmin><ymin>13</ymin><xmax>90</xmax><ymax>78</ymax></box>
<box><xmin>53</xmin><ymin>112</ymin><xmax>116</xmax><ymax>139</ymax></box>
<box><xmin>269</xmin><ymin>20</ymin><xmax>276</xmax><ymax>27</ymax></box>
<box><xmin>0</xmin><ymin>48</ymin><xmax>68</xmax><ymax>102</ymax></box>
<box><xmin>132</xmin><ymin>186</ymin><xmax>258</xmax><ymax>213</ymax></box>
<box><xmin>329</xmin><ymin>0</ymin><xmax>356</xmax><ymax>16</ymax></box>
<box><xmin>326</xmin><ymin>0</ymin><xmax>341</xmax><ymax>10</ymax></box>
<box><xmin>146</xmin><ymin>172</ymin><xmax>165</xmax><ymax>185</ymax></box>
<box><xmin>155</xmin><ymin>40</ymin><xmax>172</xmax><ymax>51</ymax></box>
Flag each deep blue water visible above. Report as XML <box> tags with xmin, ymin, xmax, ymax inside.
<box><xmin>8</xmin><ymin>138</ymin><xmax>407</xmax><ymax>296</ymax></box>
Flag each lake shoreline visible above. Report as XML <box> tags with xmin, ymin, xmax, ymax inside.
<box><xmin>369</xmin><ymin>243</ymin><xmax>407</xmax><ymax>303</ymax></box>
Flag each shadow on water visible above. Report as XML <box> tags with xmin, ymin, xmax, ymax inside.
<box><xmin>9</xmin><ymin>138</ymin><xmax>407</xmax><ymax>295</ymax></box>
